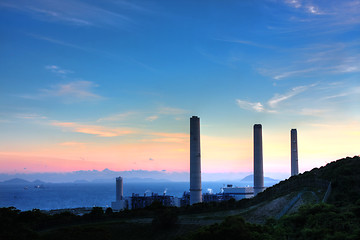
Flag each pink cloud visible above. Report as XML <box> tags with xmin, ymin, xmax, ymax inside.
<box><xmin>52</xmin><ymin>122</ymin><xmax>134</xmax><ymax>137</ymax></box>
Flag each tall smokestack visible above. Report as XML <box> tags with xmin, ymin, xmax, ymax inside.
<box><xmin>190</xmin><ymin>116</ymin><xmax>202</xmax><ymax>205</ymax></box>
<box><xmin>253</xmin><ymin>124</ymin><xmax>264</xmax><ymax>196</ymax></box>
<box><xmin>116</xmin><ymin>176</ymin><xmax>123</xmax><ymax>201</ymax></box>
<box><xmin>291</xmin><ymin>129</ymin><xmax>299</xmax><ymax>176</ymax></box>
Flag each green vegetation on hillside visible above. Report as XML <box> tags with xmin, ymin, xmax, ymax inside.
<box><xmin>180</xmin><ymin>202</ymin><xmax>360</xmax><ymax>240</ymax></box>
<box><xmin>179</xmin><ymin>156</ymin><xmax>360</xmax><ymax>240</ymax></box>
<box><xmin>1</xmin><ymin>156</ymin><xmax>359</xmax><ymax>240</ymax></box>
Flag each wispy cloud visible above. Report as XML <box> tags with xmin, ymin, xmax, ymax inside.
<box><xmin>333</xmin><ymin>56</ymin><xmax>360</xmax><ymax>73</ymax></box>
<box><xmin>322</xmin><ymin>86</ymin><xmax>360</xmax><ymax>100</ymax></box>
<box><xmin>96</xmin><ymin>106</ymin><xmax>186</xmax><ymax>124</ymax></box>
<box><xmin>30</xmin><ymin>34</ymin><xmax>156</xmax><ymax>72</ymax></box>
<box><xmin>27</xmin><ymin>6</ymin><xmax>93</xmax><ymax>26</ymax></box>
<box><xmin>306</xmin><ymin>5</ymin><xmax>323</xmax><ymax>15</ymax></box>
<box><xmin>45</xmin><ymin>65</ymin><xmax>73</xmax><ymax>75</ymax></box>
<box><xmin>97</xmin><ymin>112</ymin><xmax>138</xmax><ymax>122</ymax></box>
<box><xmin>29</xmin><ymin>33</ymin><xmax>108</xmax><ymax>54</ymax></box>
<box><xmin>285</xmin><ymin>0</ymin><xmax>302</xmax><ymax>8</ymax></box>
<box><xmin>272</xmin><ymin>68</ymin><xmax>318</xmax><ymax>80</ymax></box>
<box><xmin>39</xmin><ymin>81</ymin><xmax>102</xmax><ymax>101</ymax></box>
<box><xmin>215</xmin><ymin>38</ymin><xmax>275</xmax><ymax>49</ymax></box>
<box><xmin>336</xmin><ymin>65</ymin><xmax>360</xmax><ymax>73</ymax></box>
<box><xmin>254</xmin><ymin>1</ymin><xmax>360</xmax><ymax>81</ymax></box>
<box><xmin>284</xmin><ymin>0</ymin><xmax>325</xmax><ymax>15</ymax></box>
<box><xmin>20</xmin><ymin>81</ymin><xmax>102</xmax><ymax>102</ymax></box>
<box><xmin>236</xmin><ymin>83</ymin><xmax>315</xmax><ymax>113</ymax></box>
<box><xmin>0</xmin><ymin>0</ymin><xmax>135</xmax><ymax>28</ymax></box>
<box><xmin>146</xmin><ymin>115</ymin><xmax>159</xmax><ymax>122</ymax></box>
<box><xmin>52</xmin><ymin>122</ymin><xmax>134</xmax><ymax>137</ymax></box>
<box><xmin>284</xmin><ymin>0</ymin><xmax>360</xmax><ymax>26</ymax></box>
<box><xmin>268</xmin><ymin>85</ymin><xmax>313</xmax><ymax>108</ymax></box>
<box><xmin>236</xmin><ymin>80</ymin><xmax>360</xmax><ymax>120</ymax></box>
<box><xmin>15</xmin><ymin>113</ymin><xmax>47</xmax><ymax>120</ymax></box>
<box><xmin>235</xmin><ymin>99</ymin><xmax>266</xmax><ymax>112</ymax></box>
<box><xmin>260</xmin><ymin>42</ymin><xmax>360</xmax><ymax>80</ymax></box>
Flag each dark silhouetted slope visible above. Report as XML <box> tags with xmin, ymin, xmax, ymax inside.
<box><xmin>1</xmin><ymin>156</ymin><xmax>360</xmax><ymax>240</ymax></box>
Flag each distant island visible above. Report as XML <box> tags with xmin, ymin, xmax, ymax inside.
<box><xmin>0</xmin><ymin>174</ymin><xmax>279</xmax><ymax>185</ymax></box>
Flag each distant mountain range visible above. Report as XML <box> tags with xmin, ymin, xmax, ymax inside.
<box><xmin>1</xmin><ymin>169</ymin><xmax>276</xmax><ymax>183</ymax></box>
<box><xmin>240</xmin><ymin>174</ymin><xmax>279</xmax><ymax>182</ymax></box>
<box><xmin>0</xmin><ymin>167</ymin><xmax>290</xmax><ymax>184</ymax></box>
<box><xmin>0</xmin><ymin>174</ymin><xmax>280</xmax><ymax>185</ymax></box>
<box><xmin>0</xmin><ymin>177</ymin><xmax>170</xmax><ymax>184</ymax></box>
<box><xmin>0</xmin><ymin>178</ymin><xmax>45</xmax><ymax>184</ymax></box>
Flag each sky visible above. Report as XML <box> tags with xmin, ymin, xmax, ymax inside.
<box><xmin>0</xmin><ymin>0</ymin><xmax>359</xmax><ymax>179</ymax></box>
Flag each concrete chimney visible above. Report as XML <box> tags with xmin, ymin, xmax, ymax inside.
<box><xmin>190</xmin><ymin>116</ymin><xmax>202</xmax><ymax>205</ymax></box>
<box><xmin>253</xmin><ymin>124</ymin><xmax>264</xmax><ymax>196</ymax></box>
<box><xmin>291</xmin><ymin>129</ymin><xmax>299</xmax><ymax>176</ymax></box>
<box><xmin>116</xmin><ymin>176</ymin><xmax>123</xmax><ymax>201</ymax></box>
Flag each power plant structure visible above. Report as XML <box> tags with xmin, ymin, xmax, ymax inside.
<box><xmin>253</xmin><ymin>124</ymin><xmax>264</xmax><ymax>196</ymax></box>
<box><xmin>115</xmin><ymin>177</ymin><xmax>123</xmax><ymax>201</ymax></box>
<box><xmin>111</xmin><ymin>176</ymin><xmax>127</xmax><ymax>210</ymax></box>
<box><xmin>108</xmin><ymin>119</ymin><xmax>300</xmax><ymax>211</ymax></box>
<box><xmin>190</xmin><ymin>116</ymin><xmax>202</xmax><ymax>205</ymax></box>
<box><xmin>291</xmin><ymin>129</ymin><xmax>299</xmax><ymax>176</ymax></box>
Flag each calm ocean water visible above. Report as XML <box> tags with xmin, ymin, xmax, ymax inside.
<box><xmin>0</xmin><ymin>182</ymin><xmax>229</xmax><ymax>211</ymax></box>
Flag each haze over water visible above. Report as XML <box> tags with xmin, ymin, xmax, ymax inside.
<box><xmin>0</xmin><ymin>180</ymin><xmax>279</xmax><ymax>211</ymax></box>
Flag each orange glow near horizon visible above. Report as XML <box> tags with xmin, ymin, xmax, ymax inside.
<box><xmin>0</xmin><ymin>121</ymin><xmax>359</xmax><ymax>174</ymax></box>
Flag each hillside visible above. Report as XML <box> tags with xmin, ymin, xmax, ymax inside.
<box><xmin>1</xmin><ymin>156</ymin><xmax>360</xmax><ymax>240</ymax></box>
<box><xmin>240</xmin><ymin>174</ymin><xmax>279</xmax><ymax>183</ymax></box>
<box><xmin>0</xmin><ymin>178</ymin><xmax>31</xmax><ymax>184</ymax></box>
<box><xmin>180</xmin><ymin>156</ymin><xmax>360</xmax><ymax>239</ymax></box>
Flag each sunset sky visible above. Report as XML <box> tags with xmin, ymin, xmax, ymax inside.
<box><xmin>0</xmin><ymin>0</ymin><xmax>359</xmax><ymax>178</ymax></box>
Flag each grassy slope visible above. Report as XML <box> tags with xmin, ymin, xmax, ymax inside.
<box><xmin>3</xmin><ymin>156</ymin><xmax>360</xmax><ymax>240</ymax></box>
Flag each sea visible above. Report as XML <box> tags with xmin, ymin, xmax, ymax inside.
<box><xmin>0</xmin><ymin>181</ymin><xmax>235</xmax><ymax>211</ymax></box>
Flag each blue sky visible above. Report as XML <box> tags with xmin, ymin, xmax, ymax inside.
<box><xmin>0</xmin><ymin>0</ymin><xmax>359</xmax><ymax>178</ymax></box>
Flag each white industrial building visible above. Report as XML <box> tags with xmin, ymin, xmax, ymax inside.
<box><xmin>111</xmin><ymin>176</ymin><xmax>127</xmax><ymax>211</ymax></box>
<box><xmin>222</xmin><ymin>184</ymin><xmax>254</xmax><ymax>200</ymax></box>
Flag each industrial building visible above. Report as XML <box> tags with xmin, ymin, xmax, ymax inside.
<box><xmin>111</xmin><ymin>177</ymin><xmax>127</xmax><ymax>210</ymax></box>
<box><xmin>291</xmin><ymin>129</ymin><xmax>299</xmax><ymax>176</ymax></box>
<box><xmin>110</xmin><ymin>176</ymin><xmax>181</xmax><ymax>211</ymax></box>
<box><xmin>128</xmin><ymin>193</ymin><xmax>178</xmax><ymax>209</ymax></box>
<box><xmin>253</xmin><ymin>124</ymin><xmax>265</xmax><ymax>196</ymax></box>
<box><xmin>115</xmin><ymin>176</ymin><xmax>123</xmax><ymax>201</ymax></box>
<box><xmin>180</xmin><ymin>185</ymin><xmax>254</xmax><ymax>206</ymax></box>
<box><xmin>109</xmin><ymin>121</ymin><xmax>299</xmax><ymax>211</ymax></box>
<box><xmin>190</xmin><ymin>116</ymin><xmax>202</xmax><ymax>205</ymax></box>
<box><xmin>222</xmin><ymin>185</ymin><xmax>254</xmax><ymax>200</ymax></box>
